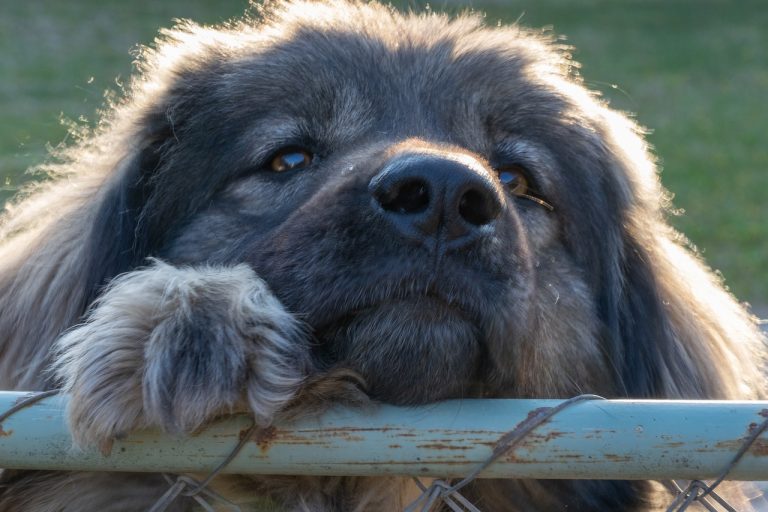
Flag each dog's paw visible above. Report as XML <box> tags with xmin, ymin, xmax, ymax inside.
<box><xmin>53</xmin><ymin>261</ymin><xmax>311</xmax><ymax>450</ymax></box>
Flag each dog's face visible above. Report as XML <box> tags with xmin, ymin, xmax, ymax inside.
<box><xmin>1</xmin><ymin>4</ymin><xmax>762</xmax><ymax>510</ymax></box>
<box><xmin>117</xmin><ymin>2</ymin><xmax>656</xmax><ymax>405</ymax></box>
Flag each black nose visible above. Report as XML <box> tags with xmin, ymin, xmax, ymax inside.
<box><xmin>369</xmin><ymin>152</ymin><xmax>503</xmax><ymax>247</ymax></box>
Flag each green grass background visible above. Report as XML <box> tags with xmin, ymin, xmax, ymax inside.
<box><xmin>1</xmin><ymin>0</ymin><xmax>766</xmax><ymax>307</ymax></box>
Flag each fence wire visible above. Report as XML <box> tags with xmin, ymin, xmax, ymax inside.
<box><xmin>1</xmin><ymin>391</ymin><xmax>767</xmax><ymax>511</ymax></box>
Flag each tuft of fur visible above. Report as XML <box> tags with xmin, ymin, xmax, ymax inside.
<box><xmin>0</xmin><ymin>1</ymin><xmax>765</xmax><ymax>510</ymax></box>
<box><xmin>52</xmin><ymin>261</ymin><xmax>311</xmax><ymax>449</ymax></box>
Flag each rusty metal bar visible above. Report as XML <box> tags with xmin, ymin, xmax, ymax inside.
<box><xmin>1</xmin><ymin>391</ymin><xmax>767</xmax><ymax>480</ymax></box>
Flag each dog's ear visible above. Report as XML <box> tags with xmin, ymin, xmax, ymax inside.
<box><xmin>607</xmin><ymin>234</ymin><xmax>683</xmax><ymax>397</ymax></box>
<box><xmin>0</xmin><ymin>21</ymin><xmax>244</xmax><ymax>387</ymax></box>
<box><xmin>81</xmin><ymin>119</ymin><xmax>169</xmax><ymax>305</ymax></box>
<box><xmin>0</xmin><ymin>109</ymin><xmax>176</xmax><ymax>387</ymax></box>
<box><xmin>581</xmin><ymin>111</ymin><xmax>765</xmax><ymax>400</ymax></box>
<box><xmin>0</xmin><ymin>30</ymin><xmax>206</xmax><ymax>387</ymax></box>
<box><xmin>611</xmin><ymin>223</ymin><xmax>766</xmax><ymax>400</ymax></box>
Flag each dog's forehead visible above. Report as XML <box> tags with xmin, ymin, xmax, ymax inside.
<box><xmin>215</xmin><ymin>14</ymin><xmax>563</xmax><ymax>147</ymax></box>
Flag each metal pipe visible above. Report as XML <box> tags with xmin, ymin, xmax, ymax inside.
<box><xmin>1</xmin><ymin>391</ymin><xmax>767</xmax><ymax>480</ymax></box>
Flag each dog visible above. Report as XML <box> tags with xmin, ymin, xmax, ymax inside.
<box><xmin>0</xmin><ymin>1</ymin><xmax>765</xmax><ymax>510</ymax></box>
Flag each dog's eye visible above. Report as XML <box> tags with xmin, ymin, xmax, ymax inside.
<box><xmin>269</xmin><ymin>147</ymin><xmax>313</xmax><ymax>172</ymax></box>
<box><xmin>498</xmin><ymin>164</ymin><xmax>554</xmax><ymax>212</ymax></box>
<box><xmin>498</xmin><ymin>165</ymin><xmax>528</xmax><ymax>195</ymax></box>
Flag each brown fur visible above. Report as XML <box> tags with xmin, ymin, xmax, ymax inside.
<box><xmin>0</xmin><ymin>1</ymin><xmax>765</xmax><ymax>510</ymax></box>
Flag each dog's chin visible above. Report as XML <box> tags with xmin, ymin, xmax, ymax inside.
<box><xmin>315</xmin><ymin>297</ymin><xmax>483</xmax><ymax>405</ymax></box>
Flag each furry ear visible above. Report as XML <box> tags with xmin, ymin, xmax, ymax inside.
<box><xmin>609</xmin><ymin>235</ymin><xmax>696</xmax><ymax>398</ymax></box>
<box><xmin>0</xmin><ymin>20</ymin><xmax>241</xmax><ymax>389</ymax></box>
<box><xmin>584</xmin><ymin>112</ymin><xmax>766</xmax><ymax>400</ymax></box>
<box><xmin>81</xmin><ymin>134</ymin><xmax>166</xmax><ymax>305</ymax></box>
<box><xmin>0</xmin><ymin>112</ymin><xmax>172</xmax><ymax>389</ymax></box>
<box><xmin>617</xmin><ymin>225</ymin><xmax>766</xmax><ymax>400</ymax></box>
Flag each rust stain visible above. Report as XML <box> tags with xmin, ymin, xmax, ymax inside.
<box><xmin>340</xmin><ymin>434</ymin><xmax>365</xmax><ymax>442</ymax></box>
<box><xmin>269</xmin><ymin>430</ymin><xmax>334</xmax><ymax>446</ymax></box>
<box><xmin>275</xmin><ymin>439</ymin><xmax>332</xmax><ymax>447</ymax></box>
<box><xmin>753</xmin><ymin>442</ymin><xmax>768</xmax><ymax>456</ymax></box>
<box><xmin>292</xmin><ymin>427</ymin><xmax>370</xmax><ymax>442</ymax></box>
<box><xmin>299</xmin><ymin>426</ymin><xmax>400</xmax><ymax>434</ymax></box>
<box><xmin>426</xmin><ymin>429</ymin><xmax>497</xmax><ymax>436</ymax></box>
<box><xmin>710</xmin><ymin>418</ymin><xmax>768</xmax><ymax>457</ymax></box>
<box><xmin>582</xmin><ymin>431</ymin><xmax>617</xmax><ymax>440</ymax></box>
<box><xmin>417</xmin><ymin>443</ymin><xmax>472</xmax><ymax>451</ymax></box>
<box><xmin>319</xmin><ymin>430</ymin><xmax>365</xmax><ymax>442</ymax></box>
<box><xmin>254</xmin><ymin>426</ymin><xmax>277</xmax><ymax>452</ymax></box>
<box><xmin>344</xmin><ymin>459</ymin><xmax>470</xmax><ymax>466</ymax></box>
<box><xmin>253</xmin><ymin>426</ymin><xmax>368</xmax><ymax>452</ymax></box>
<box><xmin>496</xmin><ymin>408</ymin><xmax>557</xmax><ymax>463</ymax></box>
<box><xmin>716</xmin><ymin>439</ymin><xmax>768</xmax><ymax>457</ymax></box>
<box><xmin>502</xmin><ymin>454</ymin><xmax>536</xmax><ymax>464</ymax></box>
<box><xmin>541</xmin><ymin>431</ymin><xmax>565</xmax><ymax>442</ymax></box>
<box><xmin>0</xmin><ymin>426</ymin><xmax>12</xmax><ymax>437</ymax></box>
<box><xmin>604</xmin><ymin>453</ymin><xmax>631</xmax><ymax>463</ymax></box>
<box><xmin>749</xmin><ymin>441</ymin><xmax>768</xmax><ymax>457</ymax></box>
<box><xmin>503</xmin><ymin>431</ymin><xmax>566</xmax><ymax>446</ymax></box>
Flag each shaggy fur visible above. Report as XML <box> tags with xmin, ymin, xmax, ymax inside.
<box><xmin>0</xmin><ymin>1</ymin><xmax>765</xmax><ymax>510</ymax></box>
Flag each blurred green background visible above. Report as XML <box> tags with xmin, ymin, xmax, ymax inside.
<box><xmin>1</xmin><ymin>0</ymin><xmax>766</xmax><ymax>309</ymax></box>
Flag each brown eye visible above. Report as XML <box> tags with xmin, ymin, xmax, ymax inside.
<box><xmin>269</xmin><ymin>147</ymin><xmax>313</xmax><ymax>172</ymax></box>
<box><xmin>498</xmin><ymin>165</ymin><xmax>529</xmax><ymax>195</ymax></box>
<box><xmin>497</xmin><ymin>164</ymin><xmax>554</xmax><ymax>211</ymax></box>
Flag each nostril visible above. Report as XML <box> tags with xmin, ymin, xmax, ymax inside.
<box><xmin>370</xmin><ymin>152</ymin><xmax>504</xmax><ymax>245</ymax></box>
<box><xmin>459</xmin><ymin>189</ymin><xmax>499</xmax><ymax>226</ymax></box>
<box><xmin>379</xmin><ymin>179</ymin><xmax>430</xmax><ymax>214</ymax></box>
